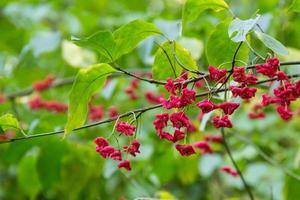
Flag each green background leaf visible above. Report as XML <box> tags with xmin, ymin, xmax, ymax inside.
<box><xmin>255</xmin><ymin>31</ymin><xmax>289</xmax><ymax>55</ymax></box>
<box><xmin>183</xmin><ymin>0</ymin><xmax>229</xmax><ymax>27</ymax></box>
<box><xmin>206</xmin><ymin>20</ymin><xmax>249</xmax><ymax>68</ymax></box>
<box><xmin>0</xmin><ymin>113</ymin><xmax>20</xmax><ymax>132</ymax></box>
<box><xmin>152</xmin><ymin>41</ymin><xmax>198</xmax><ymax>80</ymax></box>
<box><xmin>65</xmin><ymin>63</ymin><xmax>116</xmax><ymax>134</ymax></box>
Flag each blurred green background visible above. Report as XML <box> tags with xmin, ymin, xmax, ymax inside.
<box><xmin>1</xmin><ymin>0</ymin><xmax>300</xmax><ymax>199</ymax></box>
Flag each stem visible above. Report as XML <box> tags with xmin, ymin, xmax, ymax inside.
<box><xmin>221</xmin><ymin>128</ymin><xmax>254</xmax><ymax>200</ymax></box>
<box><xmin>2</xmin><ymin>73</ymin><xmax>300</xmax><ymax>144</ymax></box>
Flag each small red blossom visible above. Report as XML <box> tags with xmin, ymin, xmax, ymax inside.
<box><xmin>208</xmin><ymin>66</ymin><xmax>227</xmax><ymax>82</ymax></box>
<box><xmin>89</xmin><ymin>105</ymin><xmax>104</xmax><ymax>121</ymax></box>
<box><xmin>0</xmin><ymin>95</ymin><xmax>6</xmax><ymax>104</ymax></box>
<box><xmin>94</xmin><ymin>137</ymin><xmax>109</xmax><ymax>148</ymax></box>
<box><xmin>172</xmin><ymin>130</ymin><xmax>186</xmax><ymax>143</ymax></box>
<box><xmin>175</xmin><ymin>144</ymin><xmax>196</xmax><ymax>156</ymax></box>
<box><xmin>32</xmin><ymin>75</ymin><xmax>56</xmax><ymax>91</ymax></box>
<box><xmin>116</xmin><ymin>122</ymin><xmax>136</xmax><ymax>136</ymax></box>
<box><xmin>276</xmin><ymin>71</ymin><xmax>289</xmax><ymax>81</ymax></box>
<box><xmin>204</xmin><ymin>134</ymin><xmax>223</xmax><ymax>143</ymax></box>
<box><xmin>276</xmin><ymin>106</ymin><xmax>293</xmax><ymax>120</ymax></box>
<box><xmin>193</xmin><ymin>141</ymin><xmax>213</xmax><ymax>154</ymax></box>
<box><xmin>164</xmin><ymin>78</ymin><xmax>177</xmax><ymax>95</ymax></box>
<box><xmin>161</xmin><ymin>95</ymin><xmax>181</xmax><ymax>109</ymax></box>
<box><xmin>110</xmin><ymin>150</ymin><xmax>122</xmax><ymax>161</ymax></box>
<box><xmin>233</xmin><ymin>67</ymin><xmax>247</xmax><ymax>83</ymax></box>
<box><xmin>255</xmin><ymin>58</ymin><xmax>280</xmax><ymax>78</ymax></box>
<box><xmin>230</xmin><ymin>86</ymin><xmax>257</xmax><ymax>100</ymax></box>
<box><xmin>123</xmin><ymin>139</ymin><xmax>140</xmax><ymax>157</ymax></box>
<box><xmin>159</xmin><ymin>131</ymin><xmax>174</xmax><ymax>142</ymax></box>
<box><xmin>221</xmin><ymin>166</ymin><xmax>239</xmax><ymax>177</ymax></box>
<box><xmin>97</xmin><ymin>146</ymin><xmax>115</xmax><ymax>158</ymax></box>
<box><xmin>196</xmin><ymin>100</ymin><xmax>218</xmax><ymax>113</ymax></box>
<box><xmin>170</xmin><ymin>112</ymin><xmax>190</xmax><ymax>129</ymax></box>
<box><xmin>179</xmin><ymin>88</ymin><xmax>196</xmax><ymax>106</ymax></box>
<box><xmin>218</xmin><ymin>102</ymin><xmax>240</xmax><ymax>115</ymax></box>
<box><xmin>153</xmin><ymin>113</ymin><xmax>169</xmax><ymax>131</ymax></box>
<box><xmin>212</xmin><ymin>115</ymin><xmax>233</xmax><ymax>128</ymax></box>
<box><xmin>144</xmin><ymin>91</ymin><xmax>162</xmax><ymax>104</ymax></box>
<box><xmin>108</xmin><ymin>106</ymin><xmax>119</xmax><ymax>118</ymax></box>
<box><xmin>118</xmin><ymin>160</ymin><xmax>131</xmax><ymax>171</ymax></box>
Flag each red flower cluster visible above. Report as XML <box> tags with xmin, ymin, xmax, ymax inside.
<box><xmin>194</xmin><ymin>141</ymin><xmax>213</xmax><ymax>154</ymax></box>
<box><xmin>248</xmin><ymin>104</ymin><xmax>266</xmax><ymax>119</ymax></box>
<box><xmin>144</xmin><ymin>91</ymin><xmax>163</xmax><ymax>104</ymax></box>
<box><xmin>230</xmin><ymin>86</ymin><xmax>257</xmax><ymax>100</ymax></box>
<box><xmin>232</xmin><ymin>67</ymin><xmax>257</xmax><ymax>85</ymax></box>
<box><xmin>208</xmin><ymin>66</ymin><xmax>227</xmax><ymax>83</ymax></box>
<box><xmin>28</xmin><ymin>96</ymin><xmax>68</xmax><ymax>113</ymax></box>
<box><xmin>212</xmin><ymin>115</ymin><xmax>233</xmax><ymax>128</ymax></box>
<box><xmin>197</xmin><ymin>100</ymin><xmax>240</xmax><ymax>115</ymax></box>
<box><xmin>255</xmin><ymin>58</ymin><xmax>280</xmax><ymax>78</ymax></box>
<box><xmin>161</xmin><ymin>88</ymin><xmax>196</xmax><ymax>109</ymax></box>
<box><xmin>89</xmin><ymin>105</ymin><xmax>104</xmax><ymax>121</ymax></box>
<box><xmin>204</xmin><ymin>134</ymin><xmax>223</xmax><ymax>143</ymax></box>
<box><xmin>95</xmin><ymin>136</ymin><xmax>141</xmax><ymax>171</ymax></box>
<box><xmin>116</xmin><ymin>122</ymin><xmax>136</xmax><ymax>136</ymax></box>
<box><xmin>221</xmin><ymin>166</ymin><xmax>239</xmax><ymax>177</ymax></box>
<box><xmin>0</xmin><ymin>95</ymin><xmax>6</xmax><ymax>104</ymax></box>
<box><xmin>108</xmin><ymin>106</ymin><xmax>119</xmax><ymax>118</ymax></box>
<box><xmin>32</xmin><ymin>75</ymin><xmax>56</xmax><ymax>91</ymax></box>
<box><xmin>153</xmin><ymin>112</ymin><xmax>190</xmax><ymax>143</ymax></box>
<box><xmin>125</xmin><ymin>79</ymin><xmax>139</xmax><ymax>100</ymax></box>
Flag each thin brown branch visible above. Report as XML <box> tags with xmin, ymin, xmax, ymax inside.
<box><xmin>1</xmin><ymin>73</ymin><xmax>300</xmax><ymax>144</ymax></box>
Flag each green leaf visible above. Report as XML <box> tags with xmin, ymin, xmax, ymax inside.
<box><xmin>0</xmin><ymin>113</ymin><xmax>20</xmax><ymax>132</ymax></box>
<box><xmin>183</xmin><ymin>0</ymin><xmax>229</xmax><ymax>26</ymax></box>
<box><xmin>37</xmin><ymin>138</ymin><xmax>66</xmax><ymax>190</ymax></box>
<box><xmin>206</xmin><ymin>20</ymin><xmax>249</xmax><ymax>68</ymax></box>
<box><xmin>290</xmin><ymin>0</ymin><xmax>300</xmax><ymax>12</ymax></box>
<box><xmin>228</xmin><ymin>15</ymin><xmax>260</xmax><ymax>42</ymax></box>
<box><xmin>17</xmin><ymin>148</ymin><xmax>42</xmax><ymax>200</ymax></box>
<box><xmin>65</xmin><ymin>63</ymin><xmax>116</xmax><ymax>134</ymax></box>
<box><xmin>72</xmin><ymin>31</ymin><xmax>116</xmax><ymax>61</ymax></box>
<box><xmin>152</xmin><ymin>41</ymin><xmax>198</xmax><ymax>81</ymax></box>
<box><xmin>283</xmin><ymin>171</ymin><xmax>300</xmax><ymax>200</ymax></box>
<box><xmin>113</xmin><ymin>19</ymin><xmax>162</xmax><ymax>59</ymax></box>
<box><xmin>255</xmin><ymin>31</ymin><xmax>289</xmax><ymax>55</ymax></box>
<box><xmin>72</xmin><ymin>20</ymin><xmax>161</xmax><ymax>61</ymax></box>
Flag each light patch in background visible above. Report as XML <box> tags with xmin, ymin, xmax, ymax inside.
<box><xmin>62</xmin><ymin>40</ymin><xmax>96</xmax><ymax>68</ymax></box>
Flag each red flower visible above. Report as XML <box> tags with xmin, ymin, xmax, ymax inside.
<box><xmin>108</xmin><ymin>106</ymin><xmax>119</xmax><ymax>118</ymax></box>
<box><xmin>164</xmin><ymin>78</ymin><xmax>177</xmax><ymax>95</ymax></box>
<box><xmin>161</xmin><ymin>96</ymin><xmax>181</xmax><ymax>109</ymax></box>
<box><xmin>179</xmin><ymin>88</ymin><xmax>196</xmax><ymax>107</ymax></box>
<box><xmin>276</xmin><ymin>106</ymin><xmax>293</xmax><ymax>120</ymax></box>
<box><xmin>89</xmin><ymin>105</ymin><xmax>104</xmax><ymax>121</ymax></box>
<box><xmin>175</xmin><ymin>144</ymin><xmax>195</xmax><ymax>156</ymax></box>
<box><xmin>170</xmin><ymin>112</ymin><xmax>190</xmax><ymax>129</ymax></box>
<box><xmin>159</xmin><ymin>131</ymin><xmax>174</xmax><ymax>142</ymax></box>
<box><xmin>144</xmin><ymin>91</ymin><xmax>162</xmax><ymax>104</ymax></box>
<box><xmin>208</xmin><ymin>66</ymin><xmax>227</xmax><ymax>82</ymax></box>
<box><xmin>116</xmin><ymin>122</ymin><xmax>136</xmax><ymax>136</ymax></box>
<box><xmin>193</xmin><ymin>141</ymin><xmax>213</xmax><ymax>154</ymax></box>
<box><xmin>123</xmin><ymin>139</ymin><xmax>140</xmax><ymax>157</ymax></box>
<box><xmin>94</xmin><ymin>137</ymin><xmax>109</xmax><ymax>148</ymax></box>
<box><xmin>261</xmin><ymin>94</ymin><xmax>281</xmax><ymax>106</ymax></box>
<box><xmin>218</xmin><ymin>102</ymin><xmax>240</xmax><ymax>115</ymax></box>
<box><xmin>153</xmin><ymin>113</ymin><xmax>169</xmax><ymax>131</ymax></box>
<box><xmin>97</xmin><ymin>146</ymin><xmax>115</xmax><ymax>158</ymax></box>
<box><xmin>255</xmin><ymin>58</ymin><xmax>279</xmax><ymax>78</ymax></box>
<box><xmin>276</xmin><ymin>71</ymin><xmax>289</xmax><ymax>81</ymax></box>
<box><xmin>110</xmin><ymin>150</ymin><xmax>122</xmax><ymax>161</ymax></box>
<box><xmin>0</xmin><ymin>95</ymin><xmax>6</xmax><ymax>104</ymax></box>
<box><xmin>28</xmin><ymin>96</ymin><xmax>45</xmax><ymax>110</ymax></box>
<box><xmin>245</xmin><ymin>74</ymin><xmax>258</xmax><ymax>85</ymax></box>
<box><xmin>212</xmin><ymin>115</ymin><xmax>233</xmax><ymax>128</ymax></box>
<box><xmin>233</xmin><ymin>67</ymin><xmax>246</xmax><ymax>83</ymax></box>
<box><xmin>118</xmin><ymin>160</ymin><xmax>131</xmax><ymax>171</ymax></box>
<box><xmin>204</xmin><ymin>135</ymin><xmax>223</xmax><ymax>143</ymax></box>
<box><xmin>230</xmin><ymin>86</ymin><xmax>256</xmax><ymax>100</ymax></box>
<box><xmin>248</xmin><ymin>111</ymin><xmax>266</xmax><ymax>119</ymax></box>
<box><xmin>32</xmin><ymin>75</ymin><xmax>55</xmax><ymax>91</ymax></box>
<box><xmin>196</xmin><ymin>100</ymin><xmax>218</xmax><ymax>113</ymax></box>
<box><xmin>172</xmin><ymin>130</ymin><xmax>186</xmax><ymax>143</ymax></box>
<box><xmin>221</xmin><ymin>166</ymin><xmax>239</xmax><ymax>177</ymax></box>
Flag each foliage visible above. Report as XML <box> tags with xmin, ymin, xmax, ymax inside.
<box><xmin>0</xmin><ymin>0</ymin><xmax>300</xmax><ymax>200</ymax></box>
